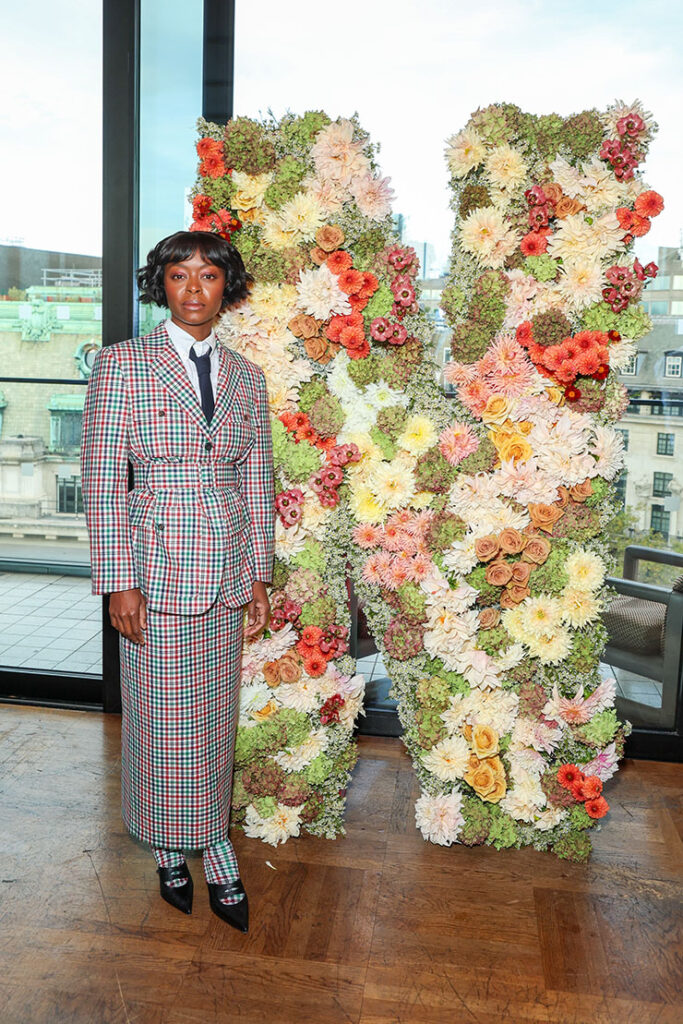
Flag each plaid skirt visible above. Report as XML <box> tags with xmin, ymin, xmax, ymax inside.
<box><xmin>119</xmin><ymin>598</ymin><xmax>244</xmax><ymax>848</ymax></box>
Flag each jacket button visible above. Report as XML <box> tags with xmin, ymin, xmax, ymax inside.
<box><xmin>204</xmin><ymin>440</ymin><xmax>213</xmax><ymax>451</ymax></box>
<box><xmin>155</xmin><ymin>522</ymin><xmax>164</xmax><ymax>532</ymax></box>
<box><xmin>158</xmin><ymin>410</ymin><xmax>166</xmax><ymax>417</ymax></box>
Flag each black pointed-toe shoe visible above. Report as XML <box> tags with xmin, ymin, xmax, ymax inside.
<box><xmin>207</xmin><ymin>878</ymin><xmax>249</xmax><ymax>933</ymax></box>
<box><xmin>157</xmin><ymin>862</ymin><xmax>194</xmax><ymax>915</ymax></box>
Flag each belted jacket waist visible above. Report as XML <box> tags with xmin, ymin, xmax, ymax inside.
<box><xmin>132</xmin><ymin>461</ymin><xmax>239</xmax><ymax>491</ymax></box>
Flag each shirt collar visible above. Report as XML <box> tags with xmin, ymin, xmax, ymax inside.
<box><xmin>164</xmin><ymin>317</ymin><xmax>217</xmax><ymax>357</ymax></box>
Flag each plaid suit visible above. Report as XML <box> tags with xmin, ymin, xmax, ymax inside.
<box><xmin>81</xmin><ymin>322</ymin><xmax>275</xmax><ymax>847</ymax></box>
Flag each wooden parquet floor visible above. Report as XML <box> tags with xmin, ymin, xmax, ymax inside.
<box><xmin>0</xmin><ymin>705</ymin><xmax>681</xmax><ymax>1024</ymax></box>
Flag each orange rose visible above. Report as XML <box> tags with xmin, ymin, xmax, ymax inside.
<box><xmin>315</xmin><ymin>224</ymin><xmax>345</xmax><ymax>252</ymax></box>
<box><xmin>310</xmin><ymin>246</ymin><xmax>328</xmax><ymax>265</ymax></box>
<box><xmin>569</xmin><ymin>479</ymin><xmax>593</xmax><ymax>503</ymax></box>
<box><xmin>486</xmin><ymin>560</ymin><xmax>513</xmax><ymax>587</ymax></box>
<box><xmin>500</xmin><ymin>589</ymin><xmax>519</xmax><ymax>610</ymax></box>
<box><xmin>481</xmin><ymin>395</ymin><xmax>512</xmax><ymax>424</ymax></box>
<box><xmin>528</xmin><ymin>503</ymin><xmax>564</xmax><ymax>534</ymax></box>
<box><xmin>479</xmin><ymin>607</ymin><xmax>501</xmax><ymax>630</ymax></box>
<box><xmin>499</xmin><ymin>527</ymin><xmax>527</xmax><ymax>555</ymax></box>
<box><xmin>464</xmin><ymin>754</ymin><xmax>506</xmax><ymax>802</ymax></box>
<box><xmin>555</xmin><ymin>486</ymin><xmax>570</xmax><ymax>509</ymax></box>
<box><xmin>522</xmin><ymin>535</ymin><xmax>552</xmax><ymax>565</ymax></box>
<box><xmin>496</xmin><ymin>435</ymin><xmax>533</xmax><ymax>464</ymax></box>
<box><xmin>475</xmin><ymin>535</ymin><xmax>500</xmax><ymax>563</ymax></box>
<box><xmin>542</xmin><ymin>182</ymin><xmax>563</xmax><ymax>205</ymax></box>
<box><xmin>252</xmin><ymin>698</ymin><xmax>278</xmax><ymax>721</ymax></box>
<box><xmin>555</xmin><ymin>196</ymin><xmax>585</xmax><ymax>218</ymax></box>
<box><xmin>263</xmin><ymin>661</ymin><xmax>281</xmax><ymax>687</ymax></box>
<box><xmin>472</xmin><ymin>724</ymin><xmax>499</xmax><ymax>759</ymax></box>
<box><xmin>463</xmin><ymin>724</ymin><xmax>473</xmax><ymax>742</ymax></box>
<box><xmin>506</xmin><ymin>583</ymin><xmax>531</xmax><ymax>604</ymax></box>
<box><xmin>288</xmin><ymin>313</ymin><xmax>321</xmax><ymax>339</ymax></box>
<box><xmin>511</xmin><ymin>561</ymin><xmax>531</xmax><ymax>585</ymax></box>
<box><xmin>278</xmin><ymin>654</ymin><xmax>302</xmax><ymax>684</ymax></box>
<box><xmin>304</xmin><ymin>335</ymin><xmax>332</xmax><ymax>363</ymax></box>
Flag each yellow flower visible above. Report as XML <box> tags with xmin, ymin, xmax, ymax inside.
<box><xmin>495</xmin><ymin>433</ymin><xmax>533</xmax><ymax>464</ymax></box>
<box><xmin>277</xmin><ymin>191</ymin><xmax>325</xmax><ymax>241</ymax></box>
<box><xmin>472</xmin><ymin>724</ymin><xmax>500</xmax><ymax>759</ymax></box>
<box><xmin>564</xmin><ymin>549</ymin><xmax>605</xmax><ymax>592</ymax></box>
<box><xmin>252</xmin><ymin>699</ymin><xmax>278</xmax><ymax>722</ymax></box>
<box><xmin>445</xmin><ymin>128</ymin><xmax>486</xmax><ymax>177</ymax></box>
<box><xmin>231</xmin><ymin>170</ymin><xmax>272</xmax><ymax>212</ymax></box>
<box><xmin>370</xmin><ymin>460</ymin><xmax>417</xmax><ymax>509</ymax></box>
<box><xmin>349</xmin><ymin>483</ymin><xmax>386</xmax><ymax>523</ymax></box>
<box><xmin>484</xmin><ymin>144</ymin><xmax>528</xmax><ymax>192</ymax></box>
<box><xmin>561</xmin><ymin>587</ymin><xmax>602</xmax><ymax>628</ymax></box>
<box><xmin>397</xmin><ymin>414</ymin><xmax>437</xmax><ymax>456</ymax></box>
<box><xmin>481</xmin><ymin>395</ymin><xmax>512</xmax><ymax>425</ymax></box>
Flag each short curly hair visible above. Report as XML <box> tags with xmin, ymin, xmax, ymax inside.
<box><xmin>137</xmin><ymin>230</ymin><xmax>253</xmax><ymax>308</ymax></box>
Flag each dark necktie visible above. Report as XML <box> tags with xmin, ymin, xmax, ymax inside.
<box><xmin>189</xmin><ymin>343</ymin><xmax>215</xmax><ymax>424</ymax></box>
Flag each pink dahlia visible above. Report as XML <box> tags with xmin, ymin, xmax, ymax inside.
<box><xmin>438</xmin><ymin>422</ymin><xmax>479</xmax><ymax>466</ymax></box>
<box><xmin>353</xmin><ymin>523</ymin><xmax>382</xmax><ymax>549</ymax></box>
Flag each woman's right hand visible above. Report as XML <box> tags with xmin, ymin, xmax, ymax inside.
<box><xmin>109</xmin><ymin>588</ymin><xmax>147</xmax><ymax>644</ymax></box>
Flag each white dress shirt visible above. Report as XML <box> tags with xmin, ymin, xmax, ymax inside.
<box><xmin>164</xmin><ymin>317</ymin><xmax>219</xmax><ymax>405</ymax></box>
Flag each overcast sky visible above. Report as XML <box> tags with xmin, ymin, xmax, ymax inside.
<box><xmin>1</xmin><ymin>0</ymin><xmax>681</xmax><ymax>272</ymax></box>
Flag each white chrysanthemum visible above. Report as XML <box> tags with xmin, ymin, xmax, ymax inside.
<box><xmin>485</xmin><ymin>144</ymin><xmax>528</xmax><ymax>192</ymax></box>
<box><xmin>275</xmin><ymin>518</ymin><xmax>308</xmax><ymax>561</ymax></box>
<box><xmin>526</xmin><ymin>627</ymin><xmax>573</xmax><ymax>665</ymax></box>
<box><xmin>244</xmin><ymin>802</ymin><xmax>304</xmax><ymax>846</ymax></box>
<box><xmin>445</xmin><ymin>128</ymin><xmax>486</xmax><ymax>177</ymax></box>
<box><xmin>442</xmin><ymin>536</ymin><xmax>479</xmax><ymax>577</ymax></box>
<box><xmin>521</xmin><ymin>596</ymin><xmax>564</xmax><ymax>635</ymax></box>
<box><xmin>275</xmin><ymin>728</ymin><xmax>327</xmax><ymax>771</ymax></box>
<box><xmin>415</xmin><ymin>791</ymin><xmax>464</xmax><ymax>846</ymax></box>
<box><xmin>296</xmin><ymin>264</ymin><xmax>351</xmax><ymax>320</ymax></box>
<box><xmin>442</xmin><ymin>688</ymin><xmax>519</xmax><ymax>738</ymax></box>
<box><xmin>548</xmin><ymin>156</ymin><xmax>583</xmax><ymax>198</ymax></box>
<box><xmin>350</xmin><ymin>173</ymin><xmax>395</xmax><ymax>221</ymax></box>
<box><xmin>422</xmin><ymin>734</ymin><xmax>471</xmax><ymax>782</ymax></box>
<box><xmin>310</xmin><ymin>118</ymin><xmax>371</xmax><ymax>185</ymax></box>
<box><xmin>577</xmin><ymin>157</ymin><xmax>624</xmax><ymax>212</ymax></box>
<box><xmin>277</xmin><ymin>191</ymin><xmax>325</xmax><ymax>241</ymax></box>
<box><xmin>299</xmin><ymin>490</ymin><xmax>330</xmax><ymax>538</ymax></box>
<box><xmin>369</xmin><ymin>460</ymin><xmax>417</xmax><ymax>510</ymax></box>
<box><xmin>561</xmin><ymin>587</ymin><xmax>602</xmax><ymax>628</ymax></box>
<box><xmin>555</xmin><ymin>259</ymin><xmax>604</xmax><ymax>312</ymax></box>
<box><xmin>363</xmin><ymin>381</ymin><xmax>409</xmax><ymax>412</ymax></box>
<box><xmin>495</xmin><ymin>643</ymin><xmax>525</xmax><ymax>672</ymax></box>
<box><xmin>590</xmin><ymin>424</ymin><xmax>624</xmax><ymax>480</ymax></box>
<box><xmin>231</xmin><ymin>170</ymin><xmax>273</xmax><ymax>212</ymax></box>
<box><xmin>397</xmin><ymin>414</ymin><xmax>438</xmax><ymax>456</ymax></box>
<box><xmin>460</xmin><ymin>206</ymin><xmax>520</xmax><ymax>268</ymax></box>
<box><xmin>261</xmin><ymin>215</ymin><xmax>298</xmax><ymax>250</ymax></box>
<box><xmin>548</xmin><ymin>212</ymin><xmax>623</xmax><ymax>266</ymax></box>
<box><xmin>238</xmin><ymin>681</ymin><xmax>277</xmax><ymax>726</ymax></box>
<box><xmin>608</xmin><ymin>337</ymin><xmax>637</xmax><ymax>371</ymax></box>
<box><xmin>534</xmin><ymin>806</ymin><xmax>568</xmax><ymax>832</ymax></box>
<box><xmin>248</xmin><ymin>282</ymin><xmax>299</xmax><ymax>322</ymax></box>
<box><xmin>500</xmin><ymin>770</ymin><xmax>546</xmax><ymax>823</ymax></box>
<box><xmin>564</xmin><ymin>549</ymin><xmax>605</xmax><ymax>592</ymax></box>
<box><xmin>275</xmin><ymin>679</ymin><xmax>320</xmax><ymax>713</ymax></box>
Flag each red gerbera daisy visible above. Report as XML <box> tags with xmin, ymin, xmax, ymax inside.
<box><xmin>634</xmin><ymin>190</ymin><xmax>664</xmax><ymax>219</ymax></box>
<box><xmin>585</xmin><ymin>796</ymin><xmax>609</xmax><ymax>819</ymax></box>
<box><xmin>581</xmin><ymin>775</ymin><xmax>603</xmax><ymax>801</ymax></box>
<box><xmin>557</xmin><ymin>763</ymin><xmax>585</xmax><ymax>790</ymax></box>
<box><xmin>327</xmin><ymin>250</ymin><xmax>353</xmax><ymax>275</ymax></box>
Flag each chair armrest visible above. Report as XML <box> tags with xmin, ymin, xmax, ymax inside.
<box><xmin>623</xmin><ymin>544</ymin><xmax>683</xmax><ymax>580</ymax></box>
<box><xmin>605</xmin><ymin>576</ymin><xmax>671</xmax><ymax>605</ymax></box>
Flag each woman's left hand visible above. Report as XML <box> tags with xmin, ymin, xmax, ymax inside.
<box><xmin>245</xmin><ymin>581</ymin><xmax>270</xmax><ymax>638</ymax></box>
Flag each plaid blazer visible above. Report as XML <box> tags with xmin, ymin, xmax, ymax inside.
<box><xmin>81</xmin><ymin>322</ymin><xmax>274</xmax><ymax>614</ymax></box>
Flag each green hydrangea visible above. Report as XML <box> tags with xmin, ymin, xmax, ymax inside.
<box><xmin>477</xmin><ymin>625</ymin><xmax>509</xmax><ymax>656</ymax></box>
<box><xmin>278</xmin><ymin>110</ymin><xmax>331</xmax><ymax>152</ymax></box>
<box><xmin>459</xmin><ymin>796</ymin><xmax>494</xmax><ymax>845</ymax></box>
<box><xmin>425</xmin><ymin>511</ymin><xmax>466</xmax><ymax>552</ymax></box>
<box><xmin>271</xmin><ymin>559</ymin><xmax>289</xmax><ymax>589</ymax></box>
<box><xmin>396</xmin><ymin>582</ymin><xmax>427</xmax><ymax>622</ymax></box>
<box><xmin>415</xmin><ymin>706</ymin><xmax>448</xmax><ymax>747</ymax></box>
<box><xmin>253</xmin><ymin>796</ymin><xmax>278</xmax><ymax>818</ymax></box>
<box><xmin>585</xmin><ymin>477</ymin><xmax>609</xmax><ymax>507</ymax></box>
<box><xmin>451</xmin><ymin>320</ymin><xmax>496</xmax><ymax>363</ymax></box>
<box><xmin>369</xmin><ymin>426</ymin><xmax>396</xmax><ymax>460</ymax></box>
<box><xmin>298</xmin><ymin>378</ymin><xmax>328</xmax><ymax>413</ymax></box>
<box><xmin>487</xmin><ymin>809</ymin><xmax>519</xmax><ymax>850</ymax></box>
<box><xmin>459</xmin><ymin>183</ymin><xmax>492</xmax><ymax>218</ymax></box>
<box><xmin>565</xmin><ymin>632</ymin><xmax>601</xmax><ymax>674</ymax></box>
<box><xmin>363</xmin><ymin>284</ymin><xmax>395</xmax><ymax>321</ymax></box>
<box><xmin>458</xmin><ymin>436</ymin><xmax>497</xmax><ymax>474</ymax></box>
<box><xmin>299</xmin><ymin>595</ymin><xmax>337</xmax><ymax>628</ymax></box>
<box><xmin>347</xmin><ymin>352</ymin><xmax>382</xmax><ymax>386</ymax></box>
<box><xmin>553</xmin><ymin>830</ymin><xmax>592</xmax><ymax>863</ymax></box>
<box><xmin>422</xmin><ymin>658</ymin><xmax>470</xmax><ymax>696</ymax></box>
<box><xmin>561</xmin><ymin>110</ymin><xmax>605</xmax><ymax>161</ymax></box>
<box><xmin>414</xmin><ymin>448</ymin><xmax>457</xmax><ymax>494</ymax></box>
<box><xmin>528</xmin><ymin>545</ymin><xmax>569</xmax><ymax>595</ymax></box>
<box><xmin>309</xmin><ymin>393</ymin><xmax>345</xmax><ymax>437</ymax></box>
<box><xmin>290</xmin><ymin>539</ymin><xmax>327</xmax><ymax>575</ymax></box>
<box><xmin>416</xmin><ymin>675</ymin><xmax>451</xmax><ymax>707</ymax></box>
<box><xmin>352</xmin><ymin>228</ymin><xmax>390</xmax><ymax>267</ymax></box>
<box><xmin>263</xmin><ymin>156</ymin><xmax>307</xmax><ymax>210</ymax></box>
<box><xmin>197</xmin><ymin>175</ymin><xmax>236</xmax><ymax>210</ymax></box>
<box><xmin>223</xmin><ymin>116</ymin><xmax>276</xmax><ymax>174</ymax></box>
<box><xmin>234</xmin><ymin>717</ymin><xmax>288</xmax><ymax>765</ymax></box>
<box><xmin>278</xmin><ymin>708</ymin><xmax>314</xmax><ymax>748</ymax></box>
<box><xmin>272</xmin><ymin>419</ymin><xmax>322</xmax><ymax>482</ymax></box>
<box><xmin>582</xmin><ymin>301</ymin><xmax>652</xmax><ymax>342</ymax></box>
<box><xmin>469</xmin><ymin>103</ymin><xmax>523</xmax><ymax>147</ymax></box>
<box><xmin>440</xmin><ymin>282</ymin><xmax>468</xmax><ymax>320</ymax></box>
<box><xmin>529</xmin><ymin>112</ymin><xmax>567</xmax><ymax>161</ymax></box>
<box><xmin>578</xmin><ymin>709</ymin><xmax>619</xmax><ymax>747</ymax></box>
<box><xmin>304</xmin><ymin>752</ymin><xmax>334</xmax><ymax>786</ymax></box>
<box><xmin>376</xmin><ymin>404</ymin><xmax>408</xmax><ymax>439</ymax></box>
<box><xmin>524</xmin><ymin>254</ymin><xmax>560</xmax><ymax>282</ymax></box>
<box><xmin>531</xmin><ymin>310</ymin><xmax>572</xmax><ymax>347</ymax></box>
<box><xmin>570</xmin><ymin>804</ymin><xmax>594</xmax><ymax>830</ymax></box>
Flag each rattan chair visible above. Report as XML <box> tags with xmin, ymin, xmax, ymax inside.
<box><xmin>602</xmin><ymin>545</ymin><xmax>683</xmax><ymax>729</ymax></box>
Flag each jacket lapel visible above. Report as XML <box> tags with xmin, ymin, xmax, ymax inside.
<box><xmin>145</xmin><ymin>323</ymin><xmax>209</xmax><ymax>433</ymax></box>
<box><xmin>210</xmin><ymin>342</ymin><xmax>242</xmax><ymax>436</ymax></box>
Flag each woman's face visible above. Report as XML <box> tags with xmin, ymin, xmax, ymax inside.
<box><xmin>163</xmin><ymin>251</ymin><xmax>226</xmax><ymax>335</ymax></box>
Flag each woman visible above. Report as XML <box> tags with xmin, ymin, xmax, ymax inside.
<box><xmin>81</xmin><ymin>231</ymin><xmax>274</xmax><ymax>932</ymax></box>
